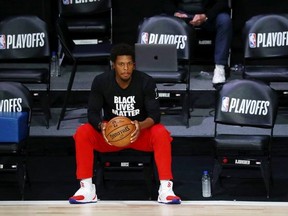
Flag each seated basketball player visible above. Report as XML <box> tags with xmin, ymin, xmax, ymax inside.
<box><xmin>69</xmin><ymin>43</ymin><xmax>181</xmax><ymax>204</ymax></box>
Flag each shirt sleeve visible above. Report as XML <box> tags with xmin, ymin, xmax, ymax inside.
<box><xmin>88</xmin><ymin>76</ymin><xmax>104</xmax><ymax>131</ymax></box>
<box><xmin>205</xmin><ymin>0</ymin><xmax>230</xmax><ymax>21</ymax></box>
<box><xmin>144</xmin><ymin>77</ymin><xmax>161</xmax><ymax>124</ymax></box>
<box><xmin>161</xmin><ymin>0</ymin><xmax>177</xmax><ymax>15</ymax></box>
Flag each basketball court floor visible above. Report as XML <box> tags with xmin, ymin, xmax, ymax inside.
<box><xmin>1</xmin><ymin>200</ymin><xmax>288</xmax><ymax>216</ymax></box>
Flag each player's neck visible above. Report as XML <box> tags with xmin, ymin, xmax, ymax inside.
<box><xmin>115</xmin><ymin>77</ymin><xmax>131</xmax><ymax>89</ymax></box>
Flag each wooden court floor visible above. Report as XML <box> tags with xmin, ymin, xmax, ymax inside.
<box><xmin>0</xmin><ymin>201</ymin><xmax>288</xmax><ymax>216</ymax></box>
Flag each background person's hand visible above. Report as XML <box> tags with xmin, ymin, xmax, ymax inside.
<box><xmin>174</xmin><ymin>12</ymin><xmax>188</xmax><ymax>19</ymax></box>
<box><xmin>190</xmin><ymin>14</ymin><xmax>207</xmax><ymax>26</ymax></box>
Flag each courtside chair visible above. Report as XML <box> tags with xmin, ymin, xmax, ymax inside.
<box><xmin>56</xmin><ymin>17</ymin><xmax>111</xmax><ymax>130</ymax></box>
<box><xmin>212</xmin><ymin>79</ymin><xmax>278</xmax><ymax>198</ymax></box>
<box><xmin>0</xmin><ymin>82</ymin><xmax>33</xmax><ymax>200</ymax></box>
<box><xmin>137</xmin><ymin>15</ymin><xmax>192</xmax><ymax>127</ymax></box>
<box><xmin>58</xmin><ymin>0</ymin><xmax>112</xmax><ymax>43</ymax></box>
<box><xmin>242</xmin><ymin>14</ymin><xmax>288</xmax><ymax>83</ymax></box>
<box><xmin>242</xmin><ymin>14</ymin><xmax>288</xmax><ymax>113</ymax></box>
<box><xmin>0</xmin><ymin>15</ymin><xmax>51</xmax><ymax>128</ymax></box>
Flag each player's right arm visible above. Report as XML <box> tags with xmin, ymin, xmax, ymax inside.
<box><xmin>88</xmin><ymin>76</ymin><xmax>104</xmax><ymax>131</ymax></box>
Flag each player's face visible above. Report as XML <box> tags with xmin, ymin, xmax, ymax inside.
<box><xmin>113</xmin><ymin>55</ymin><xmax>135</xmax><ymax>82</ymax></box>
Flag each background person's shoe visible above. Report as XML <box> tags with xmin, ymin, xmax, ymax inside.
<box><xmin>212</xmin><ymin>66</ymin><xmax>226</xmax><ymax>84</ymax></box>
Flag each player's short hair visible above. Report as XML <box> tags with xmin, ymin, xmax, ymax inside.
<box><xmin>110</xmin><ymin>43</ymin><xmax>135</xmax><ymax>63</ymax></box>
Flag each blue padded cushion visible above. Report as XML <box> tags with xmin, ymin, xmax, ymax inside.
<box><xmin>0</xmin><ymin>112</ymin><xmax>28</xmax><ymax>143</ymax></box>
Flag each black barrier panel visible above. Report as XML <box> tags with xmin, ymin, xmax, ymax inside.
<box><xmin>137</xmin><ymin>15</ymin><xmax>193</xmax><ymax>60</ymax></box>
<box><xmin>215</xmin><ymin>79</ymin><xmax>278</xmax><ymax>128</ymax></box>
<box><xmin>60</xmin><ymin>0</ymin><xmax>111</xmax><ymax>15</ymax></box>
<box><xmin>243</xmin><ymin>14</ymin><xmax>288</xmax><ymax>59</ymax></box>
<box><xmin>0</xmin><ymin>16</ymin><xmax>50</xmax><ymax>59</ymax></box>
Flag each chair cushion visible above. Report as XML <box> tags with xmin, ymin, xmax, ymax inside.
<box><xmin>0</xmin><ymin>68</ymin><xmax>49</xmax><ymax>83</ymax></box>
<box><xmin>215</xmin><ymin>134</ymin><xmax>270</xmax><ymax>151</ymax></box>
<box><xmin>143</xmin><ymin>68</ymin><xmax>188</xmax><ymax>83</ymax></box>
<box><xmin>0</xmin><ymin>112</ymin><xmax>28</xmax><ymax>143</ymax></box>
<box><xmin>73</xmin><ymin>42</ymin><xmax>111</xmax><ymax>59</ymax></box>
<box><xmin>244</xmin><ymin>66</ymin><xmax>288</xmax><ymax>82</ymax></box>
<box><xmin>67</xmin><ymin>19</ymin><xmax>110</xmax><ymax>33</ymax></box>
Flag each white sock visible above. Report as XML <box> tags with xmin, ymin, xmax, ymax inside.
<box><xmin>81</xmin><ymin>178</ymin><xmax>93</xmax><ymax>188</ymax></box>
<box><xmin>215</xmin><ymin>64</ymin><xmax>225</xmax><ymax>71</ymax></box>
<box><xmin>160</xmin><ymin>180</ymin><xmax>169</xmax><ymax>185</ymax></box>
<box><xmin>160</xmin><ymin>180</ymin><xmax>172</xmax><ymax>189</ymax></box>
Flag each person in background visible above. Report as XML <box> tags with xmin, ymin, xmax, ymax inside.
<box><xmin>163</xmin><ymin>0</ymin><xmax>232</xmax><ymax>85</ymax></box>
<box><xmin>69</xmin><ymin>43</ymin><xmax>181</xmax><ymax>205</ymax></box>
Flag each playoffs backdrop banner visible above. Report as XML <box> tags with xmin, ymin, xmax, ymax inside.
<box><xmin>0</xmin><ymin>16</ymin><xmax>49</xmax><ymax>59</ymax></box>
<box><xmin>244</xmin><ymin>14</ymin><xmax>288</xmax><ymax>58</ymax></box>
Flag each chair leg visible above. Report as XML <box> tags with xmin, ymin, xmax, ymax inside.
<box><xmin>57</xmin><ymin>61</ymin><xmax>78</xmax><ymax>130</ymax></box>
<box><xmin>186</xmin><ymin>91</ymin><xmax>191</xmax><ymax>128</ymax></box>
<box><xmin>260</xmin><ymin>160</ymin><xmax>271</xmax><ymax>198</ymax></box>
<box><xmin>94</xmin><ymin>163</ymin><xmax>105</xmax><ymax>199</ymax></box>
<box><xmin>182</xmin><ymin>92</ymin><xmax>191</xmax><ymax>128</ymax></box>
<box><xmin>39</xmin><ymin>91</ymin><xmax>51</xmax><ymax>129</ymax></box>
<box><xmin>212</xmin><ymin>159</ymin><xmax>222</xmax><ymax>194</ymax></box>
<box><xmin>143</xmin><ymin>165</ymin><xmax>154</xmax><ymax>200</ymax></box>
<box><xmin>17</xmin><ymin>162</ymin><xmax>28</xmax><ymax>200</ymax></box>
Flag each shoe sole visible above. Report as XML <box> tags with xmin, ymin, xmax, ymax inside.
<box><xmin>69</xmin><ymin>198</ymin><xmax>97</xmax><ymax>204</ymax></box>
<box><xmin>158</xmin><ymin>199</ymin><xmax>181</xmax><ymax>204</ymax></box>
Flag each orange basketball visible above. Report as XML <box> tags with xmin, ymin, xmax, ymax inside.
<box><xmin>105</xmin><ymin>116</ymin><xmax>136</xmax><ymax>147</ymax></box>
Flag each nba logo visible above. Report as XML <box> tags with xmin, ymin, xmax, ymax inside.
<box><xmin>221</xmin><ymin>97</ymin><xmax>230</xmax><ymax>112</ymax></box>
<box><xmin>0</xmin><ymin>35</ymin><xmax>6</xmax><ymax>49</ymax></box>
<box><xmin>141</xmin><ymin>32</ymin><xmax>149</xmax><ymax>44</ymax></box>
<box><xmin>249</xmin><ymin>33</ymin><xmax>256</xmax><ymax>48</ymax></box>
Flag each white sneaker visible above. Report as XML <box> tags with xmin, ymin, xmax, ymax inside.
<box><xmin>157</xmin><ymin>181</ymin><xmax>181</xmax><ymax>204</ymax></box>
<box><xmin>69</xmin><ymin>181</ymin><xmax>97</xmax><ymax>204</ymax></box>
<box><xmin>212</xmin><ymin>66</ymin><xmax>226</xmax><ymax>84</ymax></box>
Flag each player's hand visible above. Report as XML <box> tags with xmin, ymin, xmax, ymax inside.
<box><xmin>130</xmin><ymin>120</ymin><xmax>140</xmax><ymax>143</ymax></box>
<box><xmin>101</xmin><ymin>122</ymin><xmax>112</xmax><ymax>145</ymax></box>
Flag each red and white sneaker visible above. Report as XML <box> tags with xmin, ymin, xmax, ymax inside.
<box><xmin>69</xmin><ymin>181</ymin><xmax>97</xmax><ymax>204</ymax></box>
<box><xmin>157</xmin><ymin>181</ymin><xmax>181</xmax><ymax>204</ymax></box>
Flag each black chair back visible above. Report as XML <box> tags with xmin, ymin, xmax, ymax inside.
<box><xmin>243</xmin><ymin>14</ymin><xmax>288</xmax><ymax>82</ymax></box>
<box><xmin>215</xmin><ymin>79</ymin><xmax>278</xmax><ymax>128</ymax></box>
<box><xmin>244</xmin><ymin>14</ymin><xmax>288</xmax><ymax>59</ymax></box>
<box><xmin>58</xmin><ymin>0</ymin><xmax>112</xmax><ymax>41</ymax></box>
<box><xmin>0</xmin><ymin>15</ymin><xmax>50</xmax><ymax>60</ymax></box>
<box><xmin>56</xmin><ymin>17</ymin><xmax>75</xmax><ymax>60</ymax></box>
<box><xmin>137</xmin><ymin>15</ymin><xmax>192</xmax><ymax>61</ymax></box>
<box><xmin>59</xmin><ymin>0</ymin><xmax>112</xmax><ymax>16</ymax></box>
<box><xmin>0</xmin><ymin>81</ymin><xmax>33</xmax><ymax>122</ymax></box>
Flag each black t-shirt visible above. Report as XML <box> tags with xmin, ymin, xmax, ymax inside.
<box><xmin>88</xmin><ymin>70</ymin><xmax>161</xmax><ymax>130</ymax></box>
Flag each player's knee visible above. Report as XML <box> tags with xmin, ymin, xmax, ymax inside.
<box><xmin>151</xmin><ymin>124</ymin><xmax>171</xmax><ymax>138</ymax></box>
<box><xmin>74</xmin><ymin>123</ymin><xmax>92</xmax><ymax>139</ymax></box>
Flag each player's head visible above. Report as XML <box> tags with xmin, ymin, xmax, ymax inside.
<box><xmin>111</xmin><ymin>43</ymin><xmax>135</xmax><ymax>82</ymax></box>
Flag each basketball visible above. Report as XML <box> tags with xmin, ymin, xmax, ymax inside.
<box><xmin>105</xmin><ymin>116</ymin><xmax>136</xmax><ymax>147</ymax></box>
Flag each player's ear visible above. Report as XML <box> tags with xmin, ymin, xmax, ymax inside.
<box><xmin>111</xmin><ymin>61</ymin><xmax>115</xmax><ymax>69</ymax></box>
